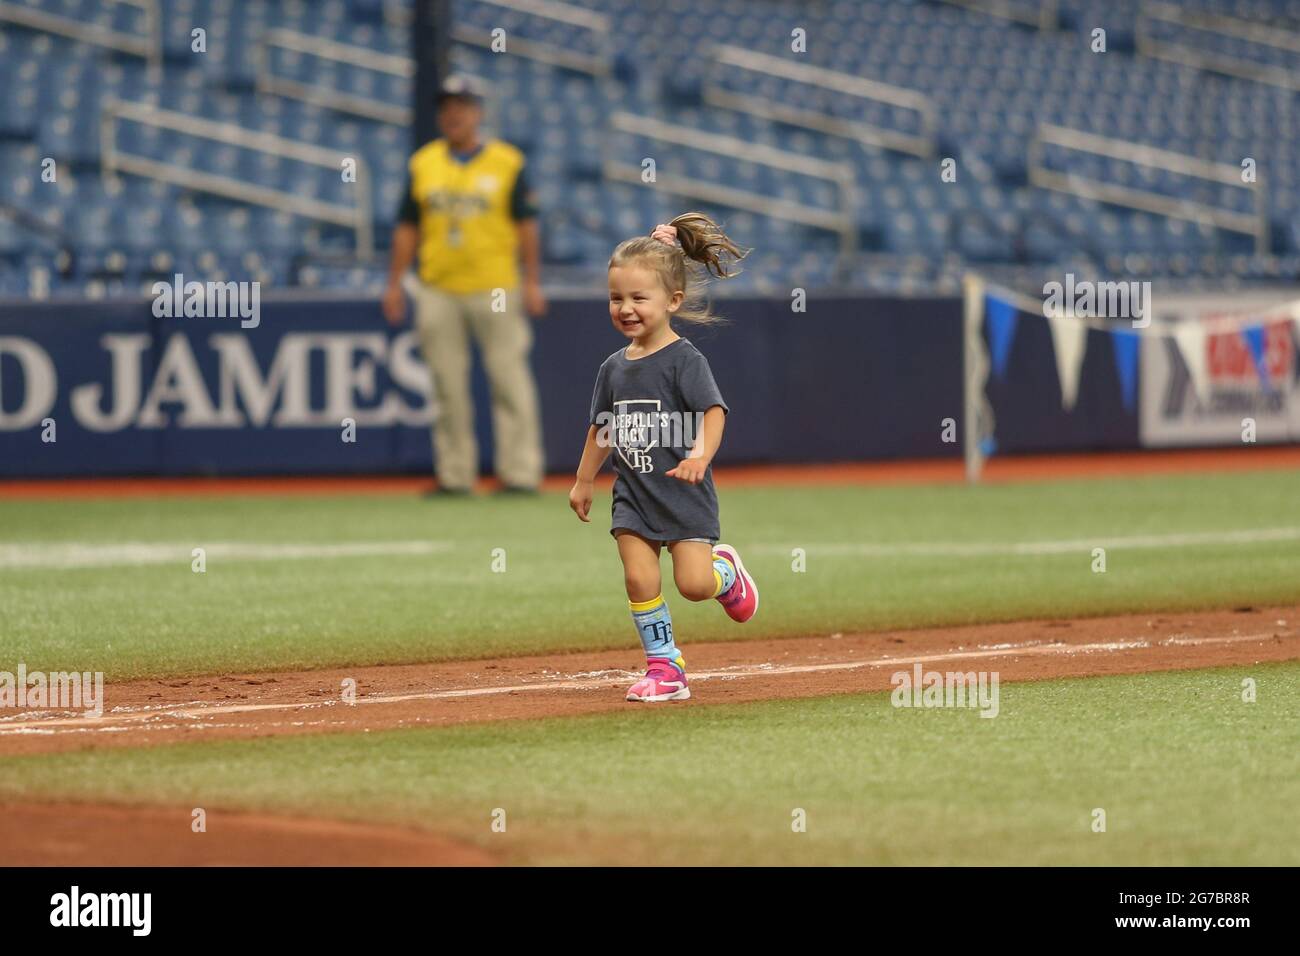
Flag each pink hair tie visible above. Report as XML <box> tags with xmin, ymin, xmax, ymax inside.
<box><xmin>650</xmin><ymin>224</ymin><xmax>677</xmax><ymax>246</ymax></box>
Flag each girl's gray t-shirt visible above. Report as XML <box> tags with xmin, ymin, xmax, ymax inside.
<box><xmin>588</xmin><ymin>337</ymin><xmax>729</xmax><ymax>542</ymax></box>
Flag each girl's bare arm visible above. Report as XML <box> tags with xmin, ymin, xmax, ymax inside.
<box><xmin>666</xmin><ymin>405</ymin><xmax>725</xmax><ymax>484</ymax></box>
<box><xmin>570</xmin><ymin>425</ymin><xmax>613</xmax><ymax>521</ymax></box>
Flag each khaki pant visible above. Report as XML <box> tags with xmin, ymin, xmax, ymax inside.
<box><xmin>408</xmin><ymin>280</ymin><xmax>545</xmax><ymax>490</ymax></box>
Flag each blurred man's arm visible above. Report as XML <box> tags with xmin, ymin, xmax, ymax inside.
<box><xmin>383</xmin><ymin>178</ymin><xmax>420</xmax><ymax>326</ymax></box>
<box><xmin>517</xmin><ymin>218</ymin><xmax>545</xmax><ymax>317</ymax></box>
<box><xmin>382</xmin><ymin>224</ymin><xmax>419</xmax><ymax>325</ymax></box>
<box><xmin>511</xmin><ymin>162</ymin><xmax>545</xmax><ymax>317</ymax></box>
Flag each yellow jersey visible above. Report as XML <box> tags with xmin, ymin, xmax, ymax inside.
<box><xmin>399</xmin><ymin>138</ymin><xmax>536</xmax><ymax>294</ymax></box>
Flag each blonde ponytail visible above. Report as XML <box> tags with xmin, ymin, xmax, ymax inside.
<box><xmin>608</xmin><ymin>211</ymin><xmax>748</xmax><ymax>325</ymax></box>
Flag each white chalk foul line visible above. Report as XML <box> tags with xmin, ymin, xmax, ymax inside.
<box><xmin>752</xmin><ymin>526</ymin><xmax>1300</xmax><ymax>558</ymax></box>
<box><xmin>0</xmin><ymin>540</ymin><xmax>453</xmax><ymax>570</ymax></box>
<box><xmin>2</xmin><ymin>527</ymin><xmax>1294</xmax><ymax>570</ymax></box>
<box><xmin>0</xmin><ymin>631</ymin><xmax>1285</xmax><ymax>734</ymax></box>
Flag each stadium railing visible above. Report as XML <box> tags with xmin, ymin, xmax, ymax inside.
<box><xmin>255</xmin><ymin>29</ymin><xmax>415</xmax><ymax>127</ymax></box>
<box><xmin>1137</xmin><ymin>1</ymin><xmax>1300</xmax><ymax>93</ymax></box>
<box><xmin>703</xmin><ymin>45</ymin><xmax>937</xmax><ymax>160</ymax></box>
<box><xmin>100</xmin><ymin>99</ymin><xmax>375</xmax><ymax>260</ymax></box>
<box><xmin>0</xmin><ymin>0</ymin><xmax>161</xmax><ymax>76</ymax></box>
<box><xmin>603</xmin><ymin>111</ymin><xmax>858</xmax><ymax>279</ymax></box>
<box><xmin>1027</xmin><ymin>124</ymin><xmax>1269</xmax><ymax>255</ymax></box>
<box><xmin>451</xmin><ymin>0</ymin><xmax>612</xmax><ymax>77</ymax></box>
<box><xmin>937</xmin><ymin>0</ymin><xmax>1059</xmax><ymax>31</ymax></box>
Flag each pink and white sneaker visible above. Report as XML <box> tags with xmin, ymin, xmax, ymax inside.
<box><xmin>626</xmin><ymin>656</ymin><xmax>691</xmax><ymax>702</ymax></box>
<box><xmin>713</xmin><ymin>543</ymin><xmax>758</xmax><ymax>623</ymax></box>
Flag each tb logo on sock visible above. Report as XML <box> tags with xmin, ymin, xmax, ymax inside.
<box><xmin>645</xmin><ymin>620</ymin><xmax>673</xmax><ymax>648</ymax></box>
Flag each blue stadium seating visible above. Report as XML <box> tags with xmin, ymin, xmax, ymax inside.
<box><xmin>1</xmin><ymin>0</ymin><xmax>1298</xmax><ymax>299</ymax></box>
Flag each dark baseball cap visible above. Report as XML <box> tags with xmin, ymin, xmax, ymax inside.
<box><xmin>435</xmin><ymin>74</ymin><xmax>485</xmax><ymax>104</ymax></box>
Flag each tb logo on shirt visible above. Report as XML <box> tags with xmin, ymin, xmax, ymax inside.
<box><xmin>613</xmin><ymin>399</ymin><xmax>661</xmax><ymax>475</ymax></box>
<box><xmin>624</xmin><ymin>449</ymin><xmax>654</xmax><ymax>473</ymax></box>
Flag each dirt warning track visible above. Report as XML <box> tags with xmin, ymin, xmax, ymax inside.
<box><xmin>2</xmin><ymin>605</ymin><xmax>1295</xmax><ymax>757</ymax></box>
<box><xmin>3</xmin><ymin>445</ymin><xmax>1299</xmax><ymax>500</ymax></box>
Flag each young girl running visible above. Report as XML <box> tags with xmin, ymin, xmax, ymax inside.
<box><xmin>569</xmin><ymin>212</ymin><xmax>759</xmax><ymax>702</ymax></box>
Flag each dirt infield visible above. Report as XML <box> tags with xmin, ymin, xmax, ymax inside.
<box><xmin>3</xmin><ymin>604</ymin><xmax>1294</xmax><ymax>758</ymax></box>
<box><xmin>0</xmin><ymin>803</ymin><xmax>495</xmax><ymax>867</ymax></box>
<box><xmin>2</xmin><ymin>603</ymin><xmax>1296</xmax><ymax>864</ymax></box>
<box><xmin>2</xmin><ymin>444</ymin><xmax>1298</xmax><ymax>499</ymax></box>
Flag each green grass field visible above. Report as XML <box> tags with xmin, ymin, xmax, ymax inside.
<box><xmin>2</xmin><ymin>468</ymin><xmax>1297</xmax><ymax>865</ymax></box>
<box><xmin>1</xmin><ymin>662</ymin><xmax>1295</xmax><ymax>865</ymax></box>
<box><xmin>1</xmin><ymin>470</ymin><xmax>1297</xmax><ymax>680</ymax></box>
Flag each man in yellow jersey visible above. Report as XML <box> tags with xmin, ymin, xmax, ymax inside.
<box><xmin>383</xmin><ymin>75</ymin><xmax>546</xmax><ymax>495</ymax></box>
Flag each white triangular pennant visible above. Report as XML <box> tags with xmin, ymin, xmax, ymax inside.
<box><xmin>1046</xmin><ymin>314</ymin><xmax>1088</xmax><ymax>411</ymax></box>
<box><xmin>1171</xmin><ymin>323</ymin><xmax>1210</xmax><ymax>406</ymax></box>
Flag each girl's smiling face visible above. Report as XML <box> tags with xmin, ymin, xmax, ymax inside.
<box><xmin>608</xmin><ymin>264</ymin><xmax>683</xmax><ymax>340</ymax></box>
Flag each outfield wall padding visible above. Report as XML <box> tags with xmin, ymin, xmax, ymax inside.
<box><xmin>0</xmin><ymin>293</ymin><xmax>1137</xmax><ymax>477</ymax></box>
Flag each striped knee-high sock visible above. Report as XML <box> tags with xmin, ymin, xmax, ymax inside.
<box><xmin>629</xmin><ymin>593</ymin><xmax>681</xmax><ymax>663</ymax></box>
<box><xmin>710</xmin><ymin>552</ymin><xmax>737</xmax><ymax>598</ymax></box>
